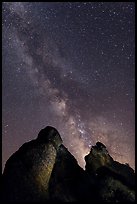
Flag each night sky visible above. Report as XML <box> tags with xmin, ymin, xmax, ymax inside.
<box><xmin>2</xmin><ymin>2</ymin><xmax>135</xmax><ymax>171</ymax></box>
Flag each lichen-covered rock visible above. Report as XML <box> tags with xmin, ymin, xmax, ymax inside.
<box><xmin>2</xmin><ymin>126</ymin><xmax>62</xmax><ymax>202</ymax></box>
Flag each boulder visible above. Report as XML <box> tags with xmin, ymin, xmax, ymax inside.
<box><xmin>85</xmin><ymin>142</ymin><xmax>135</xmax><ymax>202</ymax></box>
<box><xmin>2</xmin><ymin>126</ymin><xmax>62</xmax><ymax>202</ymax></box>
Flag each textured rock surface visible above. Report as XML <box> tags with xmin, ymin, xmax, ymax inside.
<box><xmin>85</xmin><ymin>142</ymin><xmax>135</xmax><ymax>202</ymax></box>
<box><xmin>49</xmin><ymin>144</ymin><xmax>93</xmax><ymax>201</ymax></box>
<box><xmin>2</xmin><ymin>126</ymin><xmax>62</xmax><ymax>202</ymax></box>
<box><xmin>2</xmin><ymin>127</ymin><xmax>135</xmax><ymax>202</ymax></box>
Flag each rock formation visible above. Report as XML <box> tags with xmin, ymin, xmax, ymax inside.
<box><xmin>2</xmin><ymin>126</ymin><xmax>135</xmax><ymax>202</ymax></box>
<box><xmin>2</xmin><ymin>126</ymin><xmax>62</xmax><ymax>202</ymax></box>
<box><xmin>85</xmin><ymin>142</ymin><xmax>135</xmax><ymax>202</ymax></box>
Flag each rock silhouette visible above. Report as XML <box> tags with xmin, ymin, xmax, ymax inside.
<box><xmin>2</xmin><ymin>126</ymin><xmax>135</xmax><ymax>202</ymax></box>
<box><xmin>85</xmin><ymin>142</ymin><xmax>135</xmax><ymax>202</ymax></box>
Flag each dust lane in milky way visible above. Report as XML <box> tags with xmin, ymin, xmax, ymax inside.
<box><xmin>2</xmin><ymin>2</ymin><xmax>135</xmax><ymax>170</ymax></box>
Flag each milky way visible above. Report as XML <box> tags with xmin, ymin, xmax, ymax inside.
<box><xmin>2</xmin><ymin>2</ymin><xmax>135</xmax><ymax>170</ymax></box>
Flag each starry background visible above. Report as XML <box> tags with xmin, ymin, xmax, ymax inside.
<box><xmin>2</xmin><ymin>2</ymin><xmax>135</xmax><ymax>171</ymax></box>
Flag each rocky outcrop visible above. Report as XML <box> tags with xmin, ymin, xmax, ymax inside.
<box><xmin>85</xmin><ymin>142</ymin><xmax>135</xmax><ymax>202</ymax></box>
<box><xmin>2</xmin><ymin>126</ymin><xmax>135</xmax><ymax>202</ymax></box>
<box><xmin>49</xmin><ymin>144</ymin><xmax>94</xmax><ymax>202</ymax></box>
<box><xmin>2</xmin><ymin>126</ymin><xmax>62</xmax><ymax>202</ymax></box>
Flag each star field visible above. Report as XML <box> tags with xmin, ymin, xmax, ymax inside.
<box><xmin>2</xmin><ymin>2</ymin><xmax>135</xmax><ymax>170</ymax></box>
